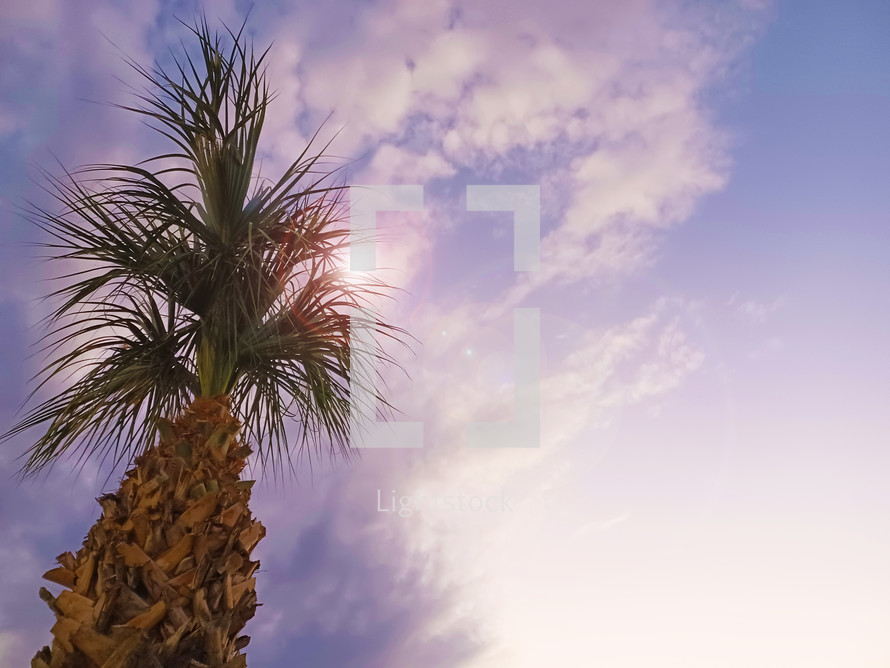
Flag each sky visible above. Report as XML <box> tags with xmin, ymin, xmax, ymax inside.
<box><xmin>1</xmin><ymin>0</ymin><xmax>889</xmax><ymax>666</ymax></box>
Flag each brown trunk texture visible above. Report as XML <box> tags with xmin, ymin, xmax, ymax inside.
<box><xmin>31</xmin><ymin>397</ymin><xmax>265</xmax><ymax>668</ymax></box>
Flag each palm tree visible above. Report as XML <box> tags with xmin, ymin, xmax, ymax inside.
<box><xmin>3</xmin><ymin>17</ymin><xmax>405</xmax><ymax>668</ymax></box>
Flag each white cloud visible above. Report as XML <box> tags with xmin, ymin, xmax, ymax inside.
<box><xmin>0</xmin><ymin>631</ymin><xmax>26</xmax><ymax>666</ymax></box>
<box><xmin>367</xmin><ymin>144</ymin><xmax>457</xmax><ymax>184</ymax></box>
<box><xmin>249</xmin><ymin>0</ymin><xmax>763</xmax><ymax>303</ymax></box>
<box><xmin>728</xmin><ymin>294</ymin><xmax>784</xmax><ymax>323</ymax></box>
<box><xmin>0</xmin><ymin>0</ymin><xmax>769</xmax><ymax>664</ymax></box>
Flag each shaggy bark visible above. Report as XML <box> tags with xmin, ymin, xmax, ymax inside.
<box><xmin>32</xmin><ymin>397</ymin><xmax>265</xmax><ymax>668</ymax></box>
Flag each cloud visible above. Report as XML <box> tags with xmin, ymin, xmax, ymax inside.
<box><xmin>247</xmin><ymin>485</ymin><xmax>486</xmax><ymax>667</ymax></box>
<box><xmin>232</xmin><ymin>287</ymin><xmax>707</xmax><ymax>666</ymax></box>
<box><xmin>367</xmin><ymin>144</ymin><xmax>457</xmax><ymax>184</ymax></box>
<box><xmin>247</xmin><ymin>0</ymin><xmax>764</xmax><ymax>302</ymax></box>
<box><xmin>0</xmin><ymin>456</ymin><xmax>105</xmax><ymax>662</ymax></box>
<box><xmin>0</xmin><ymin>0</ymin><xmax>767</xmax><ymax>665</ymax></box>
<box><xmin>224</xmin><ymin>1</ymin><xmax>751</xmax><ymax>661</ymax></box>
<box><xmin>728</xmin><ymin>293</ymin><xmax>784</xmax><ymax>323</ymax></box>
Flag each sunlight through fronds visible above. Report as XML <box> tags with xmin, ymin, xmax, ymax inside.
<box><xmin>2</xmin><ymin>16</ymin><xmax>410</xmax><ymax>479</ymax></box>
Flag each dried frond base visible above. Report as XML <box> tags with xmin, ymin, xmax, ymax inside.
<box><xmin>33</xmin><ymin>397</ymin><xmax>265</xmax><ymax>668</ymax></box>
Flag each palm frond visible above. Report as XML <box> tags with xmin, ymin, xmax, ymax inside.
<box><xmin>7</xmin><ymin>288</ymin><xmax>198</xmax><ymax>472</ymax></box>
<box><xmin>2</xmin><ymin>15</ymin><xmax>411</xmax><ymax>478</ymax></box>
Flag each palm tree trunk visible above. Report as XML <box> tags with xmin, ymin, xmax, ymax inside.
<box><xmin>32</xmin><ymin>397</ymin><xmax>265</xmax><ymax>668</ymax></box>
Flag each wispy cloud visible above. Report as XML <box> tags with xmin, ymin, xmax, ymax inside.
<box><xmin>0</xmin><ymin>0</ymin><xmax>768</xmax><ymax>665</ymax></box>
<box><xmin>728</xmin><ymin>293</ymin><xmax>784</xmax><ymax>323</ymax></box>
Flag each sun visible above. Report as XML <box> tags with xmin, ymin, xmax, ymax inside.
<box><xmin>333</xmin><ymin>247</ymin><xmax>375</xmax><ymax>287</ymax></box>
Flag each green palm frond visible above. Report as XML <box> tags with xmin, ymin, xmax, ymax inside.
<box><xmin>2</xmin><ymin>16</ymin><xmax>410</xmax><ymax>477</ymax></box>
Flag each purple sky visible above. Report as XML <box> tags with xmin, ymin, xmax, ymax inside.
<box><xmin>2</xmin><ymin>0</ymin><xmax>889</xmax><ymax>666</ymax></box>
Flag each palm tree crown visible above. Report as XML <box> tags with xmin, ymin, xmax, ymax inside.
<box><xmin>3</xmin><ymin>17</ymin><xmax>405</xmax><ymax>478</ymax></box>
